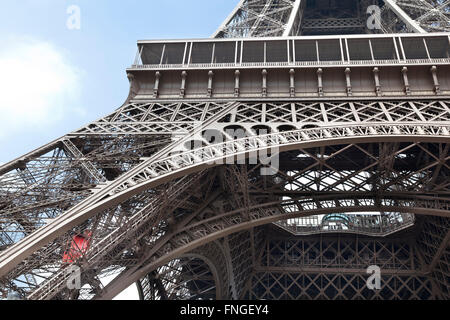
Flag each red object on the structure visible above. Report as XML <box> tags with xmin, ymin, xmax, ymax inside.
<box><xmin>62</xmin><ymin>231</ymin><xmax>92</xmax><ymax>264</ymax></box>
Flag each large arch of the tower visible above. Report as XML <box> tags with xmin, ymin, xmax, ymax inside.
<box><xmin>213</xmin><ymin>0</ymin><xmax>450</xmax><ymax>37</ymax></box>
<box><xmin>1</xmin><ymin>0</ymin><xmax>450</xmax><ymax>301</ymax></box>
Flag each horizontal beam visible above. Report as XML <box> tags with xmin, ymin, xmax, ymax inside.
<box><xmin>132</xmin><ymin>33</ymin><xmax>450</xmax><ymax>75</ymax></box>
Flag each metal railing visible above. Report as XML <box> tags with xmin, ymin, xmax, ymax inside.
<box><xmin>130</xmin><ymin>57</ymin><xmax>450</xmax><ymax>70</ymax></box>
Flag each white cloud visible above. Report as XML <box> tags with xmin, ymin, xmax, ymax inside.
<box><xmin>0</xmin><ymin>36</ymin><xmax>84</xmax><ymax>138</ymax></box>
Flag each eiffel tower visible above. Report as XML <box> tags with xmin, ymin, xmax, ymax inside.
<box><xmin>1</xmin><ymin>0</ymin><xmax>450</xmax><ymax>300</ymax></box>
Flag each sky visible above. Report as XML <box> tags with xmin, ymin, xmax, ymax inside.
<box><xmin>0</xmin><ymin>0</ymin><xmax>237</xmax><ymax>165</ymax></box>
<box><xmin>0</xmin><ymin>0</ymin><xmax>238</xmax><ymax>299</ymax></box>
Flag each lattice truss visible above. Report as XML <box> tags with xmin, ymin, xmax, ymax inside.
<box><xmin>0</xmin><ymin>101</ymin><xmax>227</xmax><ymax>250</ymax></box>
<box><xmin>1</xmin><ymin>99</ymin><xmax>450</xmax><ymax>299</ymax></box>
<box><xmin>214</xmin><ymin>0</ymin><xmax>450</xmax><ymax>37</ymax></box>
<box><xmin>1</xmin><ymin>134</ymin><xmax>449</xmax><ymax>299</ymax></box>
<box><xmin>138</xmin><ymin>212</ymin><xmax>449</xmax><ymax>301</ymax></box>
<box><xmin>388</xmin><ymin>0</ymin><xmax>450</xmax><ymax>33</ymax></box>
<box><xmin>140</xmin><ymin>215</ymin><xmax>449</xmax><ymax>300</ymax></box>
<box><xmin>215</xmin><ymin>0</ymin><xmax>299</xmax><ymax>38</ymax></box>
<box><xmin>248</xmin><ymin>231</ymin><xmax>442</xmax><ymax>300</ymax></box>
<box><xmin>1</xmin><ymin>0</ymin><xmax>450</xmax><ymax>301</ymax></box>
<box><xmin>0</xmin><ymin>137</ymin><xmax>168</xmax><ymax>249</ymax></box>
<box><xmin>137</xmin><ymin>257</ymin><xmax>218</xmax><ymax>300</ymax></box>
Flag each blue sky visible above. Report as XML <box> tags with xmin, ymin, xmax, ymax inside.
<box><xmin>0</xmin><ymin>0</ymin><xmax>237</xmax><ymax>165</ymax></box>
<box><xmin>0</xmin><ymin>0</ymin><xmax>237</xmax><ymax>299</ymax></box>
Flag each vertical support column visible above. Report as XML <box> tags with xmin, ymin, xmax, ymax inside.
<box><xmin>222</xmin><ymin>237</ymin><xmax>238</xmax><ymax>300</ymax></box>
<box><xmin>211</xmin><ymin>44</ymin><xmax>216</xmax><ymax>64</ymax></box>
<box><xmin>160</xmin><ymin>44</ymin><xmax>166</xmax><ymax>65</ymax></box>
<box><xmin>182</xmin><ymin>42</ymin><xmax>188</xmax><ymax>66</ymax></box>
<box><xmin>234</xmin><ymin>70</ymin><xmax>240</xmax><ymax>97</ymax></box>
<box><xmin>262</xmin><ymin>69</ymin><xmax>268</xmax><ymax>97</ymax></box>
<box><xmin>345</xmin><ymin>39</ymin><xmax>350</xmax><ymax>63</ymax></box>
<box><xmin>187</xmin><ymin>43</ymin><xmax>193</xmax><ymax>66</ymax></box>
<box><xmin>368</xmin><ymin>40</ymin><xmax>375</xmax><ymax>62</ymax></box>
<box><xmin>292</xmin><ymin>39</ymin><xmax>296</xmax><ymax>63</ymax></box>
<box><xmin>317</xmin><ymin>68</ymin><xmax>324</xmax><ymax>97</ymax></box>
<box><xmin>345</xmin><ymin>68</ymin><xmax>352</xmax><ymax>96</ymax></box>
<box><xmin>430</xmin><ymin>66</ymin><xmax>440</xmax><ymax>95</ymax></box>
<box><xmin>134</xmin><ymin>45</ymin><xmax>143</xmax><ymax>65</ymax></box>
<box><xmin>398</xmin><ymin>38</ymin><xmax>407</xmax><ymax>62</ymax></box>
<box><xmin>393</xmin><ymin>38</ymin><xmax>401</xmax><ymax>61</ymax></box>
<box><xmin>289</xmin><ymin>69</ymin><xmax>295</xmax><ymax>97</ymax></box>
<box><xmin>373</xmin><ymin>67</ymin><xmax>382</xmax><ymax>96</ymax></box>
<box><xmin>153</xmin><ymin>71</ymin><xmax>161</xmax><ymax>98</ymax></box>
<box><xmin>207</xmin><ymin>71</ymin><xmax>214</xmax><ymax>97</ymax></box>
<box><xmin>180</xmin><ymin>71</ymin><xmax>188</xmax><ymax>97</ymax></box>
<box><xmin>401</xmin><ymin>67</ymin><xmax>410</xmax><ymax>95</ymax></box>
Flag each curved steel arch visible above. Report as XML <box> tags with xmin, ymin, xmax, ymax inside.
<box><xmin>95</xmin><ymin>194</ymin><xmax>450</xmax><ymax>300</ymax></box>
<box><xmin>137</xmin><ymin>252</ymin><xmax>222</xmax><ymax>300</ymax></box>
<box><xmin>1</xmin><ymin>0</ymin><xmax>450</xmax><ymax>302</ymax></box>
<box><xmin>4</xmin><ymin>138</ymin><xmax>450</xmax><ymax>299</ymax></box>
<box><xmin>0</xmin><ymin>123</ymin><xmax>449</xmax><ymax>280</ymax></box>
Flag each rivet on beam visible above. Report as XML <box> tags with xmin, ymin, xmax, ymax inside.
<box><xmin>430</xmin><ymin>66</ymin><xmax>440</xmax><ymax>95</ymax></box>
<box><xmin>289</xmin><ymin>69</ymin><xmax>295</xmax><ymax>97</ymax></box>
<box><xmin>373</xmin><ymin>67</ymin><xmax>381</xmax><ymax>96</ymax></box>
<box><xmin>262</xmin><ymin>69</ymin><xmax>268</xmax><ymax>97</ymax></box>
<box><xmin>317</xmin><ymin>68</ymin><xmax>323</xmax><ymax>97</ymax></box>
<box><xmin>401</xmin><ymin>67</ymin><xmax>410</xmax><ymax>95</ymax></box>
<box><xmin>207</xmin><ymin>71</ymin><xmax>214</xmax><ymax>97</ymax></box>
<box><xmin>345</xmin><ymin>68</ymin><xmax>352</xmax><ymax>96</ymax></box>
<box><xmin>234</xmin><ymin>70</ymin><xmax>240</xmax><ymax>97</ymax></box>
<box><xmin>154</xmin><ymin>71</ymin><xmax>161</xmax><ymax>98</ymax></box>
<box><xmin>180</xmin><ymin>71</ymin><xmax>188</xmax><ymax>97</ymax></box>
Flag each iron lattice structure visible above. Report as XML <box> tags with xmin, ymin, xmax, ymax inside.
<box><xmin>0</xmin><ymin>0</ymin><xmax>450</xmax><ymax>300</ymax></box>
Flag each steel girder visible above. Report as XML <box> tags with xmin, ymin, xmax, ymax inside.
<box><xmin>138</xmin><ymin>221</ymin><xmax>449</xmax><ymax>300</ymax></box>
<box><xmin>1</xmin><ymin>0</ymin><xmax>450</xmax><ymax>301</ymax></box>
<box><xmin>1</xmin><ymin>98</ymin><xmax>450</xmax><ymax>299</ymax></box>
<box><xmin>214</xmin><ymin>0</ymin><xmax>303</xmax><ymax>38</ymax></box>
<box><xmin>248</xmin><ymin>230</ymin><xmax>441</xmax><ymax>300</ymax></box>
<box><xmin>213</xmin><ymin>0</ymin><xmax>450</xmax><ymax>37</ymax></box>
<box><xmin>385</xmin><ymin>0</ymin><xmax>450</xmax><ymax>33</ymax></box>
<box><xmin>0</xmin><ymin>138</ymin><xmax>449</xmax><ymax>299</ymax></box>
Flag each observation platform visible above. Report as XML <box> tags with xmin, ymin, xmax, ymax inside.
<box><xmin>127</xmin><ymin>33</ymin><xmax>450</xmax><ymax>100</ymax></box>
<box><xmin>131</xmin><ymin>33</ymin><xmax>450</xmax><ymax>70</ymax></box>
